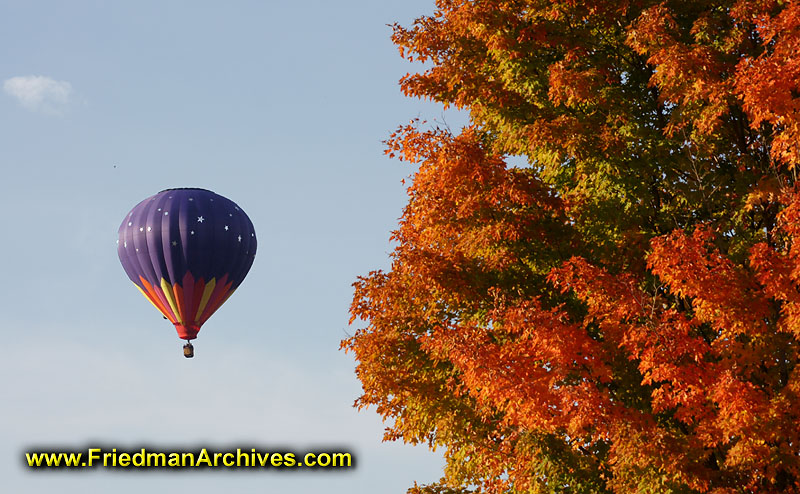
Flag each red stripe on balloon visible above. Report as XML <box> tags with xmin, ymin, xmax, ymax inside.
<box><xmin>151</xmin><ymin>282</ymin><xmax>177</xmax><ymax>323</ymax></box>
<box><xmin>189</xmin><ymin>277</ymin><xmax>206</xmax><ymax>325</ymax></box>
<box><xmin>173</xmin><ymin>282</ymin><xmax>186</xmax><ymax>324</ymax></box>
<box><xmin>139</xmin><ymin>276</ymin><xmax>173</xmax><ymax>321</ymax></box>
<box><xmin>181</xmin><ymin>271</ymin><xmax>196</xmax><ymax>325</ymax></box>
<box><xmin>197</xmin><ymin>274</ymin><xmax>231</xmax><ymax>325</ymax></box>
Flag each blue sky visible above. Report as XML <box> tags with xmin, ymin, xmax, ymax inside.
<box><xmin>0</xmin><ymin>1</ymin><xmax>469</xmax><ymax>492</ymax></box>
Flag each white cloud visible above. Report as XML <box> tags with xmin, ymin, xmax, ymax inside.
<box><xmin>3</xmin><ymin>75</ymin><xmax>72</xmax><ymax>114</ymax></box>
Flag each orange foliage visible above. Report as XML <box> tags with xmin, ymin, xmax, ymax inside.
<box><xmin>344</xmin><ymin>1</ymin><xmax>800</xmax><ymax>492</ymax></box>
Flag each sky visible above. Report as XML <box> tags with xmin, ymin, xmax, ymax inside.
<box><xmin>0</xmin><ymin>1</ymin><xmax>469</xmax><ymax>492</ymax></box>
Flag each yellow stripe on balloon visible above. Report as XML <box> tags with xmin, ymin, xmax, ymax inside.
<box><xmin>135</xmin><ymin>283</ymin><xmax>166</xmax><ymax>315</ymax></box>
<box><xmin>195</xmin><ymin>278</ymin><xmax>216</xmax><ymax>321</ymax></box>
<box><xmin>160</xmin><ymin>278</ymin><xmax>182</xmax><ymax>325</ymax></box>
<box><xmin>172</xmin><ymin>283</ymin><xmax>186</xmax><ymax>325</ymax></box>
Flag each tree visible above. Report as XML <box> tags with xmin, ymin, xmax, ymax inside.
<box><xmin>342</xmin><ymin>0</ymin><xmax>800</xmax><ymax>492</ymax></box>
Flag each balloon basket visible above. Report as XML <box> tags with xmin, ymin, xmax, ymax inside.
<box><xmin>183</xmin><ymin>342</ymin><xmax>194</xmax><ymax>358</ymax></box>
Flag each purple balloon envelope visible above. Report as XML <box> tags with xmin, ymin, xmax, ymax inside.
<box><xmin>117</xmin><ymin>188</ymin><xmax>256</xmax><ymax>342</ymax></box>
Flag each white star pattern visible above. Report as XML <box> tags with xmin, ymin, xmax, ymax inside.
<box><xmin>120</xmin><ymin>193</ymin><xmax>256</xmax><ymax>292</ymax></box>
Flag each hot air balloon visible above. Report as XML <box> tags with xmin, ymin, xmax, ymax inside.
<box><xmin>117</xmin><ymin>188</ymin><xmax>256</xmax><ymax>358</ymax></box>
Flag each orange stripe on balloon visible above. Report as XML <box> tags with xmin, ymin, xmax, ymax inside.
<box><xmin>198</xmin><ymin>275</ymin><xmax>232</xmax><ymax>325</ymax></box>
<box><xmin>172</xmin><ymin>282</ymin><xmax>186</xmax><ymax>326</ymax></box>
<box><xmin>134</xmin><ymin>283</ymin><xmax>164</xmax><ymax>314</ymax></box>
<box><xmin>138</xmin><ymin>276</ymin><xmax>173</xmax><ymax>320</ymax></box>
<box><xmin>144</xmin><ymin>279</ymin><xmax>177</xmax><ymax>323</ymax></box>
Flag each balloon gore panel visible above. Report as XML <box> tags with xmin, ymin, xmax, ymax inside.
<box><xmin>117</xmin><ymin>188</ymin><xmax>256</xmax><ymax>340</ymax></box>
